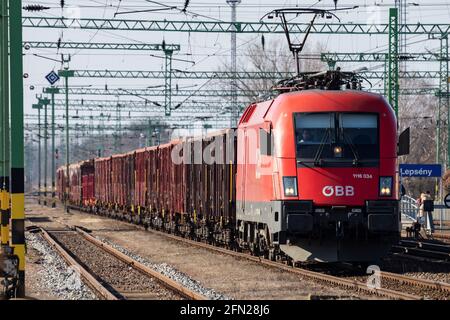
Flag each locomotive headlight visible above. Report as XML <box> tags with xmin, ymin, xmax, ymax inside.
<box><xmin>283</xmin><ymin>176</ymin><xmax>298</xmax><ymax>197</ymax></box>
<box><xmin>379</xmin><ymin>176</ymin><xmax>393</xmax><ymax>197</ymax></box>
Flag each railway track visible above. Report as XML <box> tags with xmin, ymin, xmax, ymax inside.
<box><xmin>45</xmin><ymin>202</ymin><xmax>450</xmax><ymax>299</ymax></box>
<box><xmin>429</xmin><ymin>233</ymin><xmax>450</xmax><ymax>243</ymax></box>
<box><xmin>138</xmin><ymin>227</ymin><xmax>450</xmax><ymax>300</ymax></box>
<box><xmin>391</xmin><ymin>239</ymin><xmax>450</xmax><ymax>262</ymax></box>
<box><xmin>39</xmin><ymin>227</ymin><xmax>207</xmax><ymax>300</ymax></box>
<box><xmin>376</xmin><ymin>271</ymin><xmax>450</xmax><ymax>299</ymax></box>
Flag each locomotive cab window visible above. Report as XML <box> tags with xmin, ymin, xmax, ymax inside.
<box><xmin>295</xmin><ymin>113</ymin><xmax>335</xmax><ymax>159</ymax></box>
<box><xmin>294</xmin><ymin>112</ymin><xmax>379</xmax><ymax>167</ymax></box>
<box><xmin>339</xmin><ymin>114</ymin><xmax>378</xmax><ymax>161</ymax></box>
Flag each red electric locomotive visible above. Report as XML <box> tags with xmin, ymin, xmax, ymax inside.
<box><xmin>236</xmin><ymin>88</ymin><xmax>400</xmax><ymax>262</ymax></box>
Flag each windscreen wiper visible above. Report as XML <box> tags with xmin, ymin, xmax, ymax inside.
<box><xmin>341</xmin><ymin>128</ymin><xmax>360</xmax><ymax>166</ymax></box>
<box><xmin>313</xmin><ymin>127</ymin><xmax>331</xmax><ymax>166</ymax></box>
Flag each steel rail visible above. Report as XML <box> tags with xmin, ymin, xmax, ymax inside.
<box><xmin>400</xmin><ymin>240</ymin><xmax>450</xmax><ymax>253</ymax></box>
<box><xmin>430</xmin><ymin>233</ymin><xmax>450</xmax><ymax>241</ymax></box>
<box><xmin>392</xmin><ymin>245</ymin><xmax>450</xmax><ymax>261</ymax></box>
<box><xmin>74</xmin><ymin>227</ymin><xmax>207</xmax><ymax>300</ymax></box>
<box><xmin>391</xmin><ymin>252</ymin><xmax>450</xmax><ymax>265</ymax></box>
<box><xmin>39</xmin><ymin>228</ymin><xmax>118</xmax><ymax>300</ymax></box>
<box><xmin>379</xmin><ymin>271</ymin><xmax>450</xmax><ymax>293</ymax></box>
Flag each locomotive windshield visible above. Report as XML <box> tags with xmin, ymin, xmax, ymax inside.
<box><xmin>294</xmin><ymin>112</ymin><xmax>379</xmax><ymax>167</ymax></box>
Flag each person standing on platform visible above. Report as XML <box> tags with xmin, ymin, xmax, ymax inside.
<box><xmin>417</xmin><ymin>191</ymin><xmax>426</xmax><ymax>222</ymax></box>
<box><xmin>422</xmin><ymin>191</ymin><xmax>435</xmax><ymax>234</ymax></box>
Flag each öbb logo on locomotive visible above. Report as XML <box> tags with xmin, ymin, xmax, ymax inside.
<box><xmin>322</xmin><ymin>185</ymin><xmax>355</xmax><ymax>197</ymax></box>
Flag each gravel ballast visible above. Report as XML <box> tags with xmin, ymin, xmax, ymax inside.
<box><xmin>26</xmin><ymin>232</ymin><xmax>97</xmax><ymax>300</ymax></box>
<box><xmin>95</xmin><ymin>235</ymin><xmax>230</xmax><ymax>300</ymax></box>
<box><xmin>50</xmin><ymin>232</ymin><xmax>182</xmax><ymax>299</ymax></box>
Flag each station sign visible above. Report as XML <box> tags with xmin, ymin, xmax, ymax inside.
<box><xmin>399</xmin><ymin>164</ymin><xmax>442</xmax><ymax>178</ymax></box>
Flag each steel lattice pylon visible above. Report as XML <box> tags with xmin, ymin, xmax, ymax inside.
<box><xmin>444</xmin><ymin>36</ymin><xmax>450</xmax><ymax>168</ymax></box>
<box><xmin>65</xmin><ymin>69</ymin><xmax>441</xmax><ymax>79</ymax></box>
<box><xmin>164</xmin><ymin>49</ymin><xmax>173</xmax><ymax>116</ymax></box>
<box><xmin>23</xmin><ymin>41</ymin><xmax>180</xmax><ymax>51</ymax></box>
<box><xmin>435</xmin><ymin>35</ymin><xmax>449</xmax><ymax>170</ymax></box>
<box><xmin>388</xmin><ymin>8</ymin><xmax>399</xmax><ymax>117</ymax></box>
<box><xmin>22</xmin><ymin>16</ymin><xmax>450</xmax><ymax>35</ymax></box>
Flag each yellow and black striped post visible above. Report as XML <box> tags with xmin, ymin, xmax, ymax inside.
<box><xmin>0</xmin><ymin>0</ymin><xmax>9</xmax><ymax>249</ymax></box>
<box><xmin>0</xmin><ymin>178</ymin><xmax>9</xmax><ymax>248</ymax></box>
<box><xmin>9</xmin><ymin>0</ymin><xmax>25</xmax><ymax>297</ymax></box>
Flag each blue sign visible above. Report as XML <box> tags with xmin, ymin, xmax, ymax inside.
<box><xmin>45</xmin><ymin>71</ymin><xmax>60</xmax><ymax>85</ymax></box>
<box><xmin>399</xmin><ymin>164</ymin><xmax>442</xmax><ymax>178</ymax></box>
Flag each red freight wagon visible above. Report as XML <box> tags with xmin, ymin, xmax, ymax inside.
<box><xmin>110</xmin><ymin>152</ymin><xmax>135</xmax><ymax>212</ymax></box>
<box><xmin>158</xmin><ymin>142</ymin><xmax>173</xmax><ymax>216</ymax></box>
<box><xmin>94</xmin><ymin>156</ymin><xmax>111</xmax><ymax>206</ymax></box>
<box><xmin>173</xmin><ymin>142</ymin><xmax>186</xmax><ymax>215</ymax></box>
<box><xmin>208</xmin><ymin>129</ymin><xmax>236</xmax><ymax>225</ymax></box>
<box><xmin>80</xmin><ymin>159</ymin><xmax>95</xmax><ymax>207</ymax></box>
<box><xmin>111</xmin><ymin>154</ymin><xmax>124</xmax><ymax>208</ymax></box>
<box><xmin>68</xmin><ymin>162</ymin><xmax>82</xmax><ymax>206</ymax></box>
<box><xmin>125</xmin><ymin>151</ymin><xmax>135</xmax><ymax>212</ymax></box>
<box><xmin>56</xmin><ymin>166</ymin><xmax>68</xmax><ymax>202</ymax></box>
<box><xmin>134</xmin><ymin>148</ymin><xmax>148</xmax><ymax>210</ymax></box>
<box><xmin>181</xmin><ymin>130</ymin><xmax>236</xmax><ymax>240</ymax></box>
<box><xmin>146</xmin><ymin>146</ymin><xmax>159</xmax><ymax>213</ymax></box>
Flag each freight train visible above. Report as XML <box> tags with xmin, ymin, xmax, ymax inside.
<box><xmin>57</xmin><ymin>72</ymin><xmax>404</xmax><ymax>263</ymax></box>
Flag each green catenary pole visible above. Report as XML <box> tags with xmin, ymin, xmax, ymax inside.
<box><xmin>434</xmin><ymin>34</ymin><xmax>449</xmax><ymax>197</ymax></box>
<box><xmin>164</xmin><ymin>49</ymin><xmax>173</xmax><ymax>116</ymax></box>
<box><xmin>9</xmin><ymin>0</ymin><xmax>26</xmax><ymax>297</ymax></box>
<box><xmin>388</xmin><ymin>8</ymin><xmax>399</xmax><ymax>118</ymax></box>
<box><xmin>58</xmin><ymin>56</ymin><xmax>73</xmax><ymax>213</ymax></box>
<box><xmin>32</xmin><ymin>103</ymin><xmax>42</xmax><ymax>204</ymax></box>
<box><xmin>39</xmin><ymin>98</ymin><xmax>50</xmax><ymax>205</ymax></box>
<box><xmin>44</xmin><ymin>87</ymin><xmax>59</xmax><ymax>207</ymax></box>
<box><xmin>148</xmin><ymin>120</ymin><xmax>152</xmax><ymax>147</ymax></box>
<box><xmin>440</xmin><ymin>35</ymin><xmax>450</xmax><ymax>168</ymax></box>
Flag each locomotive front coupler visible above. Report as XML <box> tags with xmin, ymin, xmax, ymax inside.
<box><xmin>336</xmin><ymin>221</ymin><xmax>345</xmax><ymax>239</ymax></box>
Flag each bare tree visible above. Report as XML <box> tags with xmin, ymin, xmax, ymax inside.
<box><xmin>213</xmin><ymin>39</ymin><xmax>327</xmax><ymax>106</ymax></box>
<box><xmin>398</xmin><ymin>79</ymin><xmax>439</xmax><ymax>198</ymax></box>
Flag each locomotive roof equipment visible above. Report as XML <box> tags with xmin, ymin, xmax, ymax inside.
<box><xmin>261</xmin><ymin>7</ymin><xmax>357</xmax><ymax>76</ymax></box>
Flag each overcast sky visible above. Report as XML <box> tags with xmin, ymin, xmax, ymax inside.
<box><xmin>22</xmin><ymin>0</ymin><xmax>450</xmax><ymax>137</ymax></box>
